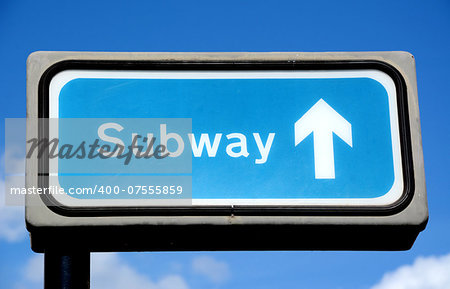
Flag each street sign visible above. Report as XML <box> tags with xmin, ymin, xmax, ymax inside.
<box><xmin>25</xmin><ymin>52</ymin><xmax>428</xmax><ymax>251</ymax></box>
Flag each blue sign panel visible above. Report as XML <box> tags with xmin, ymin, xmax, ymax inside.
<box><xmin>48</xmin><ymin>70</ymin><xmax>403</xmax><ymax>207</ymax></box>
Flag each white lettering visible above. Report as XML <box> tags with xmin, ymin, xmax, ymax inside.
<box><xmin>226</xmin><ymin>133</ymin><xmax>249</xmax><ymax>158</ymax></box>
<box><xmin>189</xmin><ymin>133</ymin><xmax>222</xmax><ymax>157</ymax></box>
<box><xmin>253</xmin><ymin>133</ymin><xmax>275</xmax><ymax>164</ymax></box>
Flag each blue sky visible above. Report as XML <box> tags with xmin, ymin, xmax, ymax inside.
<box><xmin>1</xmin><ymin>0</ymin><xmax>450</xmax><ymax>288</ymax></box>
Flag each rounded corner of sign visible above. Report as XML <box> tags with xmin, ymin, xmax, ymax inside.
<box><xmin>25</xmin><ymin>217</ymin><xmax>41</xmax><ymax>233</ymax></box>
<box><xmin>49</xmin><ymin>70</ymin><xmax>80</xmax><ymax>95</ymax></box>
<box><xmin>39</xmin><ymin>60</ymin><xmax>83</xmax><ymax>99</ymax></box>
<box><xmin>363</xmin><ymin>70</ymin><xmax>397</xmax><ymax>95</ymax></box>
<box><xmin>371</xmin><ymin>177</ymin><xmax>413</xmax><ymax>213</ymax></box>
<box><xmin>27</xmin><ymin>51</ymin><xmax>44</xmax><ymax>67</ymax></box>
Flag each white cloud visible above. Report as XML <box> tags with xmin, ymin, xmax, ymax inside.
<box><xmin>0</xmin><ymin>149</ymin><xmax>27</xmax><ymax>243</ymax></box>
<box><xmin>92</xmin><ymin>253</ymin><xmax>189</xmax><ymax>289</ymax></box>
<box><xmin>3</xmin><ymin>146</ymin><xmax>26</xmax><ymax>176</ymax></box>
<box><xmin>371</xmin><ymin>253</ymin><xmax>450</xmax><ymax>289</ymax></box>
<box><xmin>12</xmin><ymin>254</ymin><xmax>44</xmax><ymax>289</ymax></box>
<box><xmin>192</xmin><ymin>255</ymin><xmax>231</xmax><ymax>284</ymax></box>
<box><xmin>24</xmin><ymin>254</ymin><xmax>44</xmax><ymax>283</ymax></box>
<box><xmin>0</xmin><ymin>179</ymin><xmax>27</xmax><ymax>242</ymax></box>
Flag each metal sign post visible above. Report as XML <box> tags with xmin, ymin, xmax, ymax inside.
<box><xmin>44</xmin><ymin>250</ymin><xmax>90</xmax><ymax>289</ymax></box>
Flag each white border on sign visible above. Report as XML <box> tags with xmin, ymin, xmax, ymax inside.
<box><xmin>48</xmin><ymin>70</ymin><xmax>403</xmax><ymax>208</ymax></box>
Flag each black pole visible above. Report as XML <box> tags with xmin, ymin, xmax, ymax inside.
<box><xmin>44</xmin><ymin>250</ymin><xmax>90</xmax><ymax>289</ymax></box>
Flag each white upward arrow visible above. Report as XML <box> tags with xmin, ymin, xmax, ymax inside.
<box><xmin>295</xmin><ymin>99</ymin><xmax>352</xmax><ymax>179</ymax></box>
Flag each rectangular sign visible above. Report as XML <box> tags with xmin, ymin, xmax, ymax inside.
<box><xmin>47</xmin><ymin>69</ymin><xmax>405</xmax><ymax>209</ymax></box>
<box><xmin>25</xmin><ymin>52</ymin><xmax>427</xmax><ymax>251</ymax></box>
